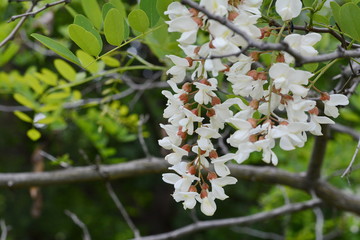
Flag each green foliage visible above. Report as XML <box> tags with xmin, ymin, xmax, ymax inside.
<box><xmin>104</xmin><ymin>8</ymin><xmax>125</xmax><ymax>46</ymax></box>
<box><xmin>140</xmin><ymin>0</ymin><xmax>160</xmax><ymax>27</ymax></box>
<box><xmin>128</xmin><ymin>9</ymin><xmax>150</xmax><ymax>33</ymax></box>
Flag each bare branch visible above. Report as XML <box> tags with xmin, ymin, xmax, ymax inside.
<box><xmin>132</xmin><ymin>199</ymin><xmax>321</xmax><ymax>240</ymax></box>
<box><xmin>64</xmin><ymin>210</ymin><xmax>91</xmax><ymax>240</ymax></box>
<box><xmin>341</xmin><ymin>139</ymin><xmax>360</xmax><ymax>178</ymax></box>
<box><xmin>8</xmin><ymin>0</ymin><xmax>70</xmax><ymax>23</ymax></box>
<box><xmin>306</xmin><ymin>125</ymin><xmax>329</xmax><ymax>182</ymax></box>
<box><xmin>106</xmin><ymin>182</ymin><xmax>141</xmax><ymax>239</ymax></box>
<box><xmin>138</xmin><ymin>115</ymin><xmax>151</xmax><ymax>159</ymax></box>
<box><xmin>330</xmin><ymin>123</ymin><xmax>360</xmax><ymax>140</ymax></box>
<box><xmin>231</xmin><ymin>226</ymin><xmax>284</xmax><ymax>240</ymax></box>
<box><xmin>0</xmin><ymin>219</ymin><xmax>8</xmax><ymax>240</ymax></box>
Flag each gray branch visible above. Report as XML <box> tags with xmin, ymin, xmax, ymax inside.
<box><xmin>131</xmin><ymin>199</ymin><xmax>321</xmax><ymax>240</ymax></box>
<box><xmin>64</xmin><ymin>210</ymin><xmax>91</xmax><ymax>240</ymax></box>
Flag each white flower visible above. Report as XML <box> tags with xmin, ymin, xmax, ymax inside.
<box><xmin>275</xmin><ymin>0</ymin><xmax>302</xmax><ymax>21</ymax></box>
<box><xmin>284</xmin><ymin>33</ymin><xmax>322</xmax><ymax>63</ymax></box>
<box><xmin>309</xmin><ymin>115</ymin><xmax>334</xmax><ymax>136</ymax></box>
<box><xmin>253</xmin><ymin>137</ymin><xmax>278</xmax><ymax>165</ymax></box>
<box><xmin>210</xmin><ymin>98</ymin><xmax>246</xmax><ymax>130</ymax></box>
<box><xmin>166</xmin><ymin>55</ymin><xmax>190</xmax><ymax>83</ymax></box>
<box><xmin>173</xmin><ymin>191</ymin><xmax>198</xmax><ymax>209</ymax></box>
<box><xmin>323</xmin><ymin>94</ymin><xmax>349</xmax><ymax>118</ymax></box>
<box><xmin>165</xmin><ymin>2</ymin><xmax>191</xmax><ymax>20</ymax></box>
<box><xmin>233</xmin><ymin>11</ymin><xmax>261</xmax><ymax>39</ymax></box>
<box><xmin>200</xmin><ymin>0</ymin><xmax>228</xmax><ymax>16</ymax></box>
<box><xmin>162</xmin><ymin>90</ymin><xmax>184</xmax><ymax>125</ymax></box>
<box><xmin>210</xmin><ymin>176</ymin><xmax>237</xmax><ymax>200</ymax></box>
<box><xmin>193</xmin><ymin>78</ymin><xmax>217</xmax><ymax>104</ymax></box>
<box><xmin>199</xmin><ymin>193</ymin><xmax>217</xmax><ymax>216</ymax></box>
<box><xmin>269</xmin><ymin>63</ymin><xmax>313</xmax><ymax>97</ymax></box>
<box><xmin>178</xmin><ymin>108</ymin><xmax>204</xmax><ymax>135</ymax></box>
<box><xmin>165</xmin><ymin>145</ymin><xmax>189</xmax><ymax>165</ymax></box>
<box><xmin>286</xmin><ymin>97</ymin><xmax>316</xmax><ymax>122</ymax></box>
<box><xmin>159</xmin><ymin>124</ymin><xmax>182</xmax><ymax>147</ymax></box>
<box><xmin>272</xmin><ymin>122</ymin><xmax>310</xmax><ymax>150</ymax></box>
<box><xmin>239</xmin><ymin>0</ymin><xmax>263</xmax><ymax>15</ymax></box>
<box><xmin>196</xmin><ymin>126</ymin><xmax>221</xmax><ymax>151</ymax></box>
<box><xmin>162</xmin><ymin>162</ymin><xmax>199</xmax><ymax>192</ymax></box>
<box><xmin>211</xmin><ymin>153</ymin><xmax>235</xmax><ymax>176</ymax></box>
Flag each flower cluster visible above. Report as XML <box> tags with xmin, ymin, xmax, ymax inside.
<box><xmin>159</xmin><ymin>0</ymin><xmax>349</xmax><ymax>216</ymax></box>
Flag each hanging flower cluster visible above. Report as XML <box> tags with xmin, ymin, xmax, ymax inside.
<box><xmin>159</xmin><ymin>0</ymin><xmax>349</xmax><ymax>216</ymax></box>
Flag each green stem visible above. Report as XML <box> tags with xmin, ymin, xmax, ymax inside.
<box><xmin>309</xmin><ymin>59</ymin><xmax>338</xmax><ymax>89</ymax></box>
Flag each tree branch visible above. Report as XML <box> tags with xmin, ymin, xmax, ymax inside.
<box><xmin>64</xmin><ymin>210</ymin><xmax>91</xmax><ymax>240</ymax></box>
<box><xmin>131</xmin><ymin>199</ymin><xmax>321</xmax><ymax>240</ymax></box>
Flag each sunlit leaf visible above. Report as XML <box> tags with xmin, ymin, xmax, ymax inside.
<box><xmin>104</xmin><ymin>8</ymin><xmax>125</xmax><ymax>46</ymax></box>
<box><xmin>14</xmin><ymin>111</ymin><xmax>33</xmax><ymax>123</ymax></box>
<box><xmin>128</xmin><ymin>9</ymin><xmax>149</xmax><ymax>33</ymax></box>
<box><xmin>54</xmin><ymin>59</ymin><xmax>77</xmax><ymax>82</ymax></box>
<box><xmin>68</xmin><ymin>24</ymin><xmax>102</xmax><ymax>57</ymax></box>
<box><xmin>140</xmin><ymin>0</ymin><xmax>160</xmax><ymax>27</ymax></box>
<box><xmin>27</xmin><ymin>128</ymin><xmax>41</xmax><ymax>141</ymax></box>
<box><xmin>80</xmin><ymin>0</ymin><xmax>102</xmax><ymax>30</ymax></box>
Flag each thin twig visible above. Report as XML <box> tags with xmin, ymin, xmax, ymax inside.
<box><xmin>0</xmin><ymin>1</ymin><xmax>37</xmax><ymax>48</ymax></box>
<box><xmin>132</xmin><ymin>199</ymin><xmax>321</xmax><ymax>240</ymax></box>
<box><xmin>8</xmin><ymin>0</ymin><xmax>70</xmax><ymax>23</ymax></box>
<box><xmin>105</xmin><ymin>182</ymin><xmax>141</xmax><ymax>239</ymax></box>
<box><xmin>341</xmin><ymin>139</ymin><xmax>360</xmax><ymax>178</ymax></box>
<box><xmin>311</xmin><ymin>191</ymin><xmax>324</xmax><ymax>240</ymax></box>
<box><xmin>0</xmin><ymin>219</ymin><xmax>8</xmax><ymax>240</ymax></box>
<box><xmin>64</xmin><ymin>210</ymin><xmax>91</xmax><ymax>240</ymax></box>
<box><xmin>138</xmin><ymin>115</ymin><xmax>151</xmax><ymax>159</ymax></box>
<box><xmin>231</xmin><ymin>226</ymin><xmax>284</xmax><ymax>240</ymax></box>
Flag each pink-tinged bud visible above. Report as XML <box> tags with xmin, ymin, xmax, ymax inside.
<box><xmin>207</xmin><ymin>171</ymin><xmax>217</xmax><ymax>180</ymax></box>
<box><xmin>250</xmin><ymin>51</ymin><xmax>260</xmax><ymax>61</ymax></box>
<box><xmin>247</xmin><ymin>118</ymin><xmax>257</xmax><ymax>128</ymax></box>
<box><xmin>247</xmin><ymin>70</ymin><xmax>258</xmax><ymax>80</ymax></box>
<box><xmin>201</xmin><ymin>183</ymin><xmax>209</xmax><ymax>190</ymax></box>
<box><xmin>320</xmin><ymin>92</ymin><xmax>330</xmax><ymax>101</ymax></box>
<box><xmin>249</xmin><ymin>99</ymin><xmax>259</xmax><ymax>110</ymax></box>
<box><xmin>200</xmin><ymin>189</ymin><xmax>208</xmax><ymax>199</ymax></box>
<box><xmin>200</xmin><ymin>149</ymin><xmax>206</xmax><ymax>155</ymax></box>
<box><xmin>189</xmin><ymin>8</ymin><xmax>198</xmax><ymax>17</ymax></box>
<box><xmin>191</xmin><ymin>108</ymin><xmax>199</xmax><ymax>116</ymax></box>
<box><xmin>192</xmin><ymin>16</ymin><xmax>203</xmax><ymax>27</ymax></box>
<box><xmin>260</xmin><ymin>27</ymin><xmax>271</xmax><ymax>39</ymax></box>
<box><xmin>257</xmin><ymin>72</ymin><xmax>267</xmax><ymax>81</ymax></box>
<box><xmin>249</xmin><ymin>134</ymin><xmax>257</xmax><ymax>143</ymax></box>
<box><xmin>220</xmin><ymin>64</ymin><xmax>230</xmax><ymax>72</ymax></box>
<box><xmin>228</xmin><ymin>11</ymin><xmax>239</xmax><ymax>21</ymax></box>
<box><xmin>182</xmin><ymin>144</ymin><xmax>191</xmax><ymax>152</ymax></box>
<box><xmin>209</xmin><ymin>40</ymin><xmax>215</xmax><ymax>49</ymax></box>
<box><xmin>209</xmin><ymin>150</ymin><xmax>218</xmax><ymax>159</ymax></box>
<box><xmin>188</xmin><ymin>165</ymin><xmax>197</xmax><ymax>175</ymax></box>
<box><xmin>276</xmin><ymin>54</ymin><xmax>285</xmax><ymax>63</ymax></box>
<box><xmin>280</xmin><ymin>121</ymin><xmax>289</xmax><ymax>126</ymax></box>
<box><xmin>309</xmin><ymin>107</ymin><xmax>319</xmax><ymax>115</ymax></box>
<box><xmin>179</xmin><ymin>93</ymin><xmax>188</xmax><ymax>103</ymax></box>
<box><xmin>199</xmin><ymin>78</ymin><xmax>210</xmax><ymax>85</ymax></box>
<box><xmin>185</xmin><ymin>57</ymin><xmax>193</xmax><ymax>67</ymax></box>
<box><xmin>281</xmin><ymin>94</ymin><xmax>293</xmax><ymax>104</ymax></box>
<box><xmin>206</xmin><ymin>108</ymin><xmax>216</xmax><ymax>117</ymax></box>
<box><xmin>177</xmin><ymin>129</ymin><xmax>187</xmax><ymax>139</ymax></box>
<box><xmin>182</xmin><ymin>82</ymin><xmax>192</xmax><ymax>92</ymax></box>
<box><xmin>189</xmin><ymin>185</ymin><xmax>197</xmax><ymax>192</ymax></box>
<box><xmin>194</xmin><ymin>46</ymin><xmax>201</xmax><ymax>55</ymax></box>
<box><xmin>211</xmin><ymin>96</ymin><xmax>221</xmax><ymax>106</ymax></box>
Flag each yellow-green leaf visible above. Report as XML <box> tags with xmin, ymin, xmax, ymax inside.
<box><xmin>14</xmin><ymin>93</ymin><xmax>35</xmax><ymax>109</ymax></box>
<box><xmin>74</xmin><ymin>15</ymin><xmax>103</xmax><ymax>51</ymax></box>
<box><xmin>76</xmin><ymin>50</ymin><xmax>99</xmax><ymax>73</ymax></box>
<box><xmin>128</xmin><ymin>9</ymin><xmax>149</xmax><ymax>33</ymax></box>
<box><xmin>109</xmin><ymin>0</ymin><xmax>126</xmax><ymax>17</ymax></box>
<box><xmin>27</xmin><ymin>128</ymin><xmax>41</xmax><ymax>141</ymax></box>
<box><xmin>36</xmin><ymin>116</ymin><xmax>56</xmax><ymax>124</ymax></box>
<box><xmin>54</xmin><ymin>59</ymin><xmax>77</xmax><ymax>81</ymax></box>
<box><xmin>80</xmin><ymin>0</ymin><xmax>102</xmax><ymax>30</ymax></box>
<box><xmin>14</xmin><ymin>111</ymin><xmax>32</xmax><ymax>123</ymax></box>
<box><xmin>68</xmin><ymin>24</ymin><xmax>102</xmax><ymax>57</ymax></box>
<box><xmin>35</xmin><ymin>69</ymin><xmax>58</xmax><ymax>86</ymax></box>
<box><xmin>31</xmin><ymin>33</ymin><xmax>80</xmax><ymax>65</ymax></box>
<box><xmin>104</xmin><ymin>8</ymin><xmax>125</xmax><ymax>46</ymax></box>
<box><xmin>102</xmin><ymin>56</ymin><xmax>120</xmax><ymax>67</ymax></box>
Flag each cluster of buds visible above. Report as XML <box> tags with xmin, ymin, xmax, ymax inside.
<box><xmin>159</xmin><ymin>0</ymin><xmax>349</xmax><ymax>216</ymax></box>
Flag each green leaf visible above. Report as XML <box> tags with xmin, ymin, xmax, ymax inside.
<box><xmin>36</xmin><ymin>116</ymin><xmax>56</xmax><ymax>124</ymax></box>
<box><xmin>76</xmin><ymin>50</ymin><xmax>99</xmax><ymax>73</ymax></box>
<box><xmin>35</xmin><ymin>69</ymin><xmax>58</xmax><ymax>86</ymax></box>
<box><xmin>54</xmin><ymin>59</ymin><xmax>77</xmax><ymax>81</ymax></box>
<box><xmin>303</xmin><ymin>63</ymin><xmax>318</xmax><ymax>72</ymax></box>
<box><xmin>68</xmin><ymin>24</ymin><xmax>102</xmax><ymax>56</ymax></box>
<box><xmin>73</xmin><ymin>15</ymin><xmax>103</xmax><ymax>51</ymax></box>
<box><xmin>14</xmin><ymin>111</ymin><xmax>33</xmax><ymax>123</ymax></box>
<box><xmin>140</xmin><ymin>0</ymin><xmax>160</xmax><ymax>27</ymax></box>
<box><xmin>312</xmin><ymin>13</ymin><xmax>329</xmax><ymax>25</ymax></box>
<box><xmin>330</xmin><ymin>1</ymin><xmax>341</xmax><ymax>24</ymax></box>
<box><xmin>80</xmin><ymin>0</ymin><xmax>102</xmax><ymax>30</ymax></box>
<box><xmin>14</xmin><ymin>93</ymin><xmax>35</xmax><ymax>109</ymax></box>
<box><xmin>102</xmin><ymin>3</ymin><xmax>116</xmax><ymax>19</ymax></box>
<box><xmin>27</xmin><ymin>128</ymin><xmax>41</xmax><ymax>141</ymax></box>
<box><xmin>0</xmin><ymin>43</ymin><xmax>20</xmax><ymax>67</ymax></box>
<box><xmin>156</xmin><ymin>0</ymin><xmax>173</xmax><ymax>19</ymax></box>
<box><xmin>128</xmin><ymin>9</ymin><xmax>149</xmax><ymax>33</ymax></box>
<box><xmin>102</xmin><ymin>56</ymin><xmax>120</xmax><ymax>67</ymax></box>
<box><xmin>109</xmin><ymin>0</ymin><xmax>126</xmax><ymax>17</ymax></box>
<box><xmin>339</xmin><ymin>3</ymin><xmax>360</xmax><ymax>42</ymax></box>
<box><xmin>31</xmin><ymin>33</ymin><xmax>80</xmax><ymax>65</ymax></box>
<box><xmin>104</xmin><ymin>8</ymin><xmax>125</xmax><ymax>46</ymax></box>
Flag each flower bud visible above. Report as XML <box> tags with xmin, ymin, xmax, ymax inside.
<box><xmin>211</xmin><ymin>96</ymin><xmax>221</xmax><ymax>105</ymax></box>
<box><xmin>206</xmin><ymin>108</ymin><xmax>216</xmax><ymax>117</ymax></box>
<box><xmin>247</xmin><ymin>118</ymin><xmax>257</xmax><ymax>128</ymax></box>
<box><xmin>191</xmin><ymin>108</ymin><xmax>199</xmax><ymax>116</ymax></box>
<box><xmin>209</xmin><ymin>40</ymin><xmax>215</xmax><ymax>49</ymax></box>
<box><xmin>189</xmin><ymin>8</ymin><xmax>198</xmax><ymax>17</ymax></box>
<box><xmin>189</xmin><ymin>185</ymin><xmax>197</xmax><ymax>192</ymax></box>
<box><xmin>194</xmin><ymin>46</ymin><xmax>201</xmax><ymax>55</ymax></box>
<box><xmin>276</xmin><ymin>54</ymin><xmax>285</xmax><ymax>63</ymax></box>
<box><xmin>179</xmin><ymin>93</ymin><xmax>188</xmax><ymax>103</ymax></box>
<box><xmin>199</xmin><ymin>78</ymin><xmax>211</xmax><ymax>85</ymax></box>
<box><xmin>209</xmin><ymin>150</ymin><xmax>218</xmax><ymax>159</ymax></box>
<box><xmin>260</xmin><ymin>27</ymin><xmax>271</xmax><ymax>39</ymax></box>
<box><xmin>308</xmin><ymin>107</ymin><xmax>319</xmax><ymax>115</ymax></box>
<box><xmin>200</xmin><ymin>189</ymin><xmax>208</xmax><ymax>199</ymax></box>
<box><xmin>182</xmin><ymin>82</ymin><xmax>192</xmax><ymax>92</ymax></box>
<box><xmin>192</xmin><ymin>16</ymin><xmax>203</xmax><ymax>27</ymax></box>
<box><xmin>201</xmin><ymin>183</ymin><xmax>209</xmax><ymax>190</ymax></box>
<box><xmin>182</xmin><ymin>144</ymin><xmax>191</xmax><ymax>152</ymax></box>
<box><xmin>247</xmin><ymin>70</ymin><xmax>258</xmax><ymax>80</ymax></box>
<box><xmin>320</xmin><ymin>92</ymin><xmax>330</xmax><ymax>101</ymax></box>
<box><xmin>279</xmin><ymin>121</ymin><xmax>289</xmax><ymax>126</ymax></box>
<box><xmin>250</xmin><ymin>51</ymin><xmax>260</xmax><ymax>61</ymax></box>
<box><xmin>257</xmin><ymin>72</ymin><xmax>267</xmax><ymax>81</ymax></box>
<box><xmin>207</xmin><ymin>171</ymin><xmax>217</xmax><ymax>180</ymax></box>
<box><xmin>249</xmin><ymin>99</ymin><xmax>259</xmax><ymax>110</ymax></box>
<box><xmin>258</xmin><ymin>135</ymin><xmax>265</xmax><ymax>141</ymax></box>
<box><xmin>188</xmin><ymin>165</ymin><xmax>197</xmax><ymax>175</ymax></box>
<box><xmin>185</xmin><ymin>57</ymin><xmax>193</xmax><ymax>67</ymax></box>
<box><xmin>249</xmin><ymin>134</ymin><xmax>257</xmax><ymax>142</ymax></box>
<box><xmin>228</xmin><ymin>11</ymin><xmax>239</xmax><ymax>21</ymax></box>
<box><xmin>177</xmin><ymin>128</ymin><xmax>187</xmax><ymax>139</ymax></box>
